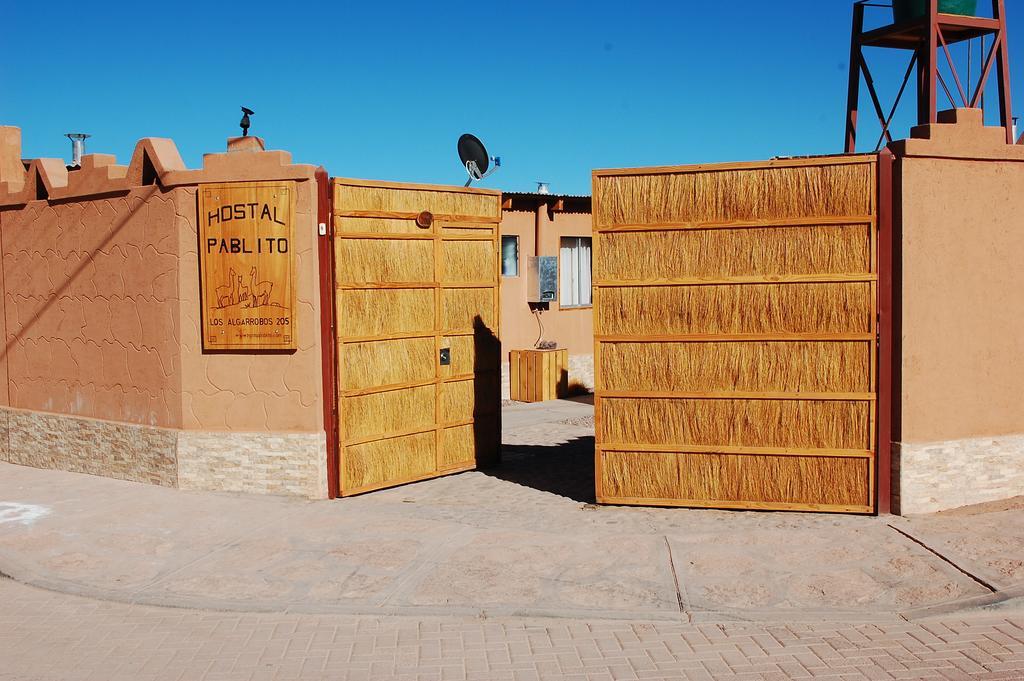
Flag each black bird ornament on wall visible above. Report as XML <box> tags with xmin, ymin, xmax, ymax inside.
<box><xmin>240</xmin><ymin>107</ymin><xmax>254</xmax><ymax>136</ymax></box>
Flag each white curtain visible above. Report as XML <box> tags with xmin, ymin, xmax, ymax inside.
<box><xmin>501</xmin><ymin>236</ymin><xmax>519</xmax><ymax>277</ymax></box>
<box><xmin>560</xmin><ymin>239</ymin><xmax>575</xmax><ymax>306</ymax></box>
<box><xmin>578</xmin><ymin>238</ymin><xmax>592</xmax><ymax>306</ymax></box>
<box><xmin>559</xmin><ymin>237</ymin><xmax>592</xmax><ymax>307</ymax></box>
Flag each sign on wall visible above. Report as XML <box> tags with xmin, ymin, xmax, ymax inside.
<box><xmin>197</xmin><ymin>182</ymin><xmax>297</xmax><ymax>351</ymax></box>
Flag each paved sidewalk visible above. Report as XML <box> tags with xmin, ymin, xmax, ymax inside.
<box><xmin>2</xmin><ymin>399</ymin><xmax>1024</xmax><ymax>679</ymax></box>
<box><xmin>0</xmin><ymin>399</ymin><xmax>1022</xmax><ymax>624</ymax></box>
<box><xmin>2</xmin><ymin>576</ymin><xmax>1023</xmax><ymax>681</ymax></box>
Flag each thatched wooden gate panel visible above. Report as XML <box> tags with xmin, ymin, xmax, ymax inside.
<box><xmin>592</xmin><ymin>157</ymin><xmax>878</xmax><ymax>513</ymax></box>
<box><xmin>330</xmin><ymin>179</ymin><xmax>501</xmax><ymax>496</ymax></box>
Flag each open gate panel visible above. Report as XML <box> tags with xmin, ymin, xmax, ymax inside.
<box><xmin>325</xmin><ymin>178</ymin><xmax>502</xmax><ymax>496</ymax></box>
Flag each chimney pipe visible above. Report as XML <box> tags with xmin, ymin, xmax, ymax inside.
<box><xmin>536</xmin><ymin>181</ymin><xmax>550</xmax><ymax>194</ymax></box>
<box><xmin>66</xmin><ymin>133</ymin><xmax>90</xmax><ymax>168</ymax></box>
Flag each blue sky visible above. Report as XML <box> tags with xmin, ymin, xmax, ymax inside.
<box><xmin>3</xmin><ymin>1</ymin><xmax>1022</xmax><ymax>195</ymax></box>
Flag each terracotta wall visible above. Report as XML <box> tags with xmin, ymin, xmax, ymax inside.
<box><xmin>893</xmin><ymin>109</ymin><xmax>1024</xmax><ymax>443</ymax></box>
<box><xmin>499</xmin><ymin>205</ymin><xmax>593</xmax><ymax>357</ymax></box>
<box><xmin>0</xmin><ymin>187</ymin><xmax>183</xmax><ymax>427</ymax></box>
<box><xmin>0</xmin><ymin>128</ymin><xmax>324</xmax><ymax>435</ymax></box>
<box><xmin>888</xmin><ymin>108</ymin><xmax>1024</xmax><ymax>513</ymax></box>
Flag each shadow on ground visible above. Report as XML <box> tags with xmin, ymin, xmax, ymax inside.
<box><xmin>485</xmin><ymin>436</ymin><xmax>596</xmax><ymax>503</ymax></box>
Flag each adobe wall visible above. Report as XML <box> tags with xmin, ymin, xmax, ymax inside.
<box><xmin>890</xmin><ymin>108</ymin><xmax>1024</xmax><ymax>514</ymax></box>
<box><xmin>0</xmin><ymin>128</ymin><xmax>327</xmax><ymax>497</ymax></box>
<box><xmin>499</xmin><ymin>204</ymin><xmax>594</xmax><ymax>398</ymax></box>
<box><xmin>1</xmin><ymin>187</ymin><xmax>183</xmax><ymax>427</ymax></box>
<box><xmin>0</xmin><ymin>185</ymin><xmax>184</xmax><ymax>485</ymax></box>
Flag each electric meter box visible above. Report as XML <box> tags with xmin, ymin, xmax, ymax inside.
<box><xmin>527</xmin><ymin>256</ymin><xmax>558</xmax><ymax>303</ymax></box>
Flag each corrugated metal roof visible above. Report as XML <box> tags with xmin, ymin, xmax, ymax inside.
<box><xmin>501</xmin><ymin>191</ymin><xmax>591</xmax><ymax>199</ymax></box>
<box><xmin>501</xmin><ymin>191</ymin><xmax>591</xmax><ymax>214</ymax></box>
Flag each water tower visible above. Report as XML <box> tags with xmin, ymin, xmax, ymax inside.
<box><xmin>844</xmin><ymin>0</ymin><xmax>1014</xmax><ymax>152</ymax></box>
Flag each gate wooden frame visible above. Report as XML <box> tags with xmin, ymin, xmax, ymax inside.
<box><xmin>318</xmin><ymin>175</ymin><xmax>502</xmax><ymax>498</ymax></box>
<box><xmin>592</xmin><ymin>154</ymin><xmax>884</xmax><ymax>514</ymax></box>
<box><xmin>316</xmin><ymin>169</ymin><xmax>340</xmax><ymax>498</ymax></box>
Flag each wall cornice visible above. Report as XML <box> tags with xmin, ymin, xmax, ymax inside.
<box><xmin>0</xmin><ymin>128</ymin><xmax>316</xmax><ymax>208</ymax></box>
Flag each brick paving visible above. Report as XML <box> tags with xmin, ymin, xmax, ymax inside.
<box><xmin>1</xmin><ymin>577</ymin><xmax>1023</xmax><ymax>681</ymax></box>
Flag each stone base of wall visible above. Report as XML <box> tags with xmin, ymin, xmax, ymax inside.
<box><xmin>0</xmin><ymin>406</ymin><xmax>178</xmax><ymax>487</ymax></box>
<box><xmin>0</xmin><ymin>406</ymin><xmax>329</xmax><ymax>499</ymax></box>
<box><xmin>176</xmin><ymin>431</ymin><xmax>328</xmax><ymax>498</ymax></box>
<box><xmin>500</xmin><ymin>353</ymin><xmax>595</xmax><ymax>401</ymax></box>
<box><xmin>568</xmin><ymin>354</ymin><xmax>595</xmax><ymax>393</ymax></box>
<box><xmin>894</xmin><ymin>434</ymin><xmax>1024</xmax><ymax>514</ymax></box>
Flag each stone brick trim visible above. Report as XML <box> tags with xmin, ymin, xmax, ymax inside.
<box><xmin>567</xmin><ymin>353</ymin><xmax>595</xmax><ymax>393</ymax></box>
<box><xmin>895</xmin><ymin>434</ymin><xmax>1024</xmax><ymax>514</ymax></box>
<box><xmin>0</xmin><ymin>406</ymin><xmax>178</xmax><ymax>487</ymax></box>
<box><xmin>0</xmin><ymin>406</ymin><xmax>329</xmax><ymax>499</ymax></box>
<box><xmin>176</xmin><ymin>431</ymin><xmax>328</xmax><ymax>499</ymax></box>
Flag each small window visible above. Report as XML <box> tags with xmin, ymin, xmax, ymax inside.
<box><xmin>501</xmin><ymin>235</ymin><xmax>519</xmax><ymax>277</ymax></box>
<box><xmin>559</xmin><ymin>237</ymin><xmax>592</xmax><ymax>307</ymax></box>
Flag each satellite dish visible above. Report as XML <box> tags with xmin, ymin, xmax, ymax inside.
<box><xmin>458</xmin><ymin>133</ymin><xmax>501</xmax><ymax>187</ymax></box>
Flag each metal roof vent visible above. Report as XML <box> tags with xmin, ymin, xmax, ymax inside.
<box><xmin>536</xmin><ymin>181</ymin><xmax>550</xmax><ymax>194</ymax></box>
<box><xmin>66</xmin><ymin>133</ymin><xmax>90</xmax><ymax>168</ymax></box>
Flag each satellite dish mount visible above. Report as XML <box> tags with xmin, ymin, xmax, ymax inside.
<box><xmin>458</xmin><ymin>133</ymin><xmax>501</xmax><ymax>187</ymax></box>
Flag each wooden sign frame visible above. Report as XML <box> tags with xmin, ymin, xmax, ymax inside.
<box><xmin>197</xmin><ymin>181</ymin><xmax>297</xmax><ymax>351</ymax></box>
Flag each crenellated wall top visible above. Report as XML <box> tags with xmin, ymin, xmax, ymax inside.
<box><xmin>0</xmin><ymin>127</ymin><xmax>317</xmax><ymax>208</ymax></box>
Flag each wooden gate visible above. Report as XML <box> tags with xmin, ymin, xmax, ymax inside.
<box><xmin>329</xmin><ymin>178</ymin><xmax>502</xmax><ymax>496</ymax></box>
<box><xmin>592</xmin><ymin>156</ymin><xmax>878</xmax><ymax>513</ymax></box>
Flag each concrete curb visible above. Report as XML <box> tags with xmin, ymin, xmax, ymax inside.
<box><xmin>898</xmin><ymin>584</ymin><xmax>1024</xmax><ymax>620</ymax></box>
<box><xmin>3</xmin><ymin>550</ymin><xmax>1020</xmax><ymax>626</ymax></box>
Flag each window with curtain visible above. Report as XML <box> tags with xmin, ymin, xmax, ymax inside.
<box><xmin>559</xmin><ymin>237</ymin><xmax>592</xmax><ymax>307</ymax></box>
<box><xmin>501</xmin><ymin>235</ymin><xmax>519</xmax><ymax>277</ymax></box>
